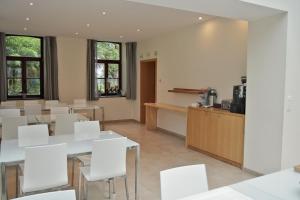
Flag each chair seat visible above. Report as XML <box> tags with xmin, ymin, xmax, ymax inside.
<box><xmin>80</xmin><ymin>166</ymin><xmax>126</xmax><ymax>182</ymax></box>
<box><xmin>76</xmin><ymin>155</ymin><xmax>91</xmax><ymax>166</ymax></box>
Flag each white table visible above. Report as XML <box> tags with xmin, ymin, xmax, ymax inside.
<box><xmin>180</xmin><ymin>169</ymin><xmax>300</xmax><ymax>200</ymax></box>
<box><xmin>0</xmin><ymin>131</ymin><xmax>140</xmax><ymax>200</ymax></box>
<box><xmin>69</xmin><ymin>104</ymin><xmax>105</xmax><ymax>129</ymax></box>
<box><xmin>35</xmin><ymin>113</ymin><xmax>88</xmax><ymax>124</ymax></box>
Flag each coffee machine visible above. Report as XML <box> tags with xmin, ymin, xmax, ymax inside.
<box><xmin>230</xmin><ymin>76</ymin><xmax>246</xmax><ymax>114</ymax></box>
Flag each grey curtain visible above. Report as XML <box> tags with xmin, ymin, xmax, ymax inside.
<box><xmin>87</xmin><ymin>39</ymin><xmax>98</xmax><ymax>101</ymax></box>
<box><xmin>44</xmin><ymin>36</ymin><xmax>59</xmax><ymax>100</ymax></box>
<box><xmin>126</xmin><ymin>42</ymin><xmax>137</xmax><ymax>100</ymax></box>
<box><xmin>0</xmin><ymin>32</ymin><xmax>7</xmax><ymax>101</ymax></box>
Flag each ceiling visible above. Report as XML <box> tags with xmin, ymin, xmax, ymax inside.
<box><xmin>0</xmin><ymin>0</ymin><xmax>214</xmax><ymax>42</ymax></box>
<box><xmin>127</xmin><ymin>0</ymin><xmax>285</xmax><ymax>21</ymax></box>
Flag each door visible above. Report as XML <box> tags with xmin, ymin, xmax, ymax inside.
<box><xmin>140</xmin><ymin>59</ymin><xmax>156</xmax><ymax>123</ymax></box>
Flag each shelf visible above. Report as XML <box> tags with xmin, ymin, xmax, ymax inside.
<box><xmin>168</xmin><ymin>88</ymin><xmax>208</xmax><ymax>94</ymax></box>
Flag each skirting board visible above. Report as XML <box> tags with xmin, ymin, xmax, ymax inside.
<box><xmin>156</xmin><ymin>127</ymin><xmax>186</xmax><ymax>140</ymax></box>
<box><xmin>242</xmin><ymin>167</ymin><xmax>264</xmax><ymax>177</ymax></box>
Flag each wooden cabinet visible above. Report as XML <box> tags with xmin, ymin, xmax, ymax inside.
<box><xmin>186</xmin><ymin>107</ymin><xmax>245</xmax><ymax>167</ymax></box>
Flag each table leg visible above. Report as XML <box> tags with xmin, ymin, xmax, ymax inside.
<box><xmin>135</xmin><ymin>146</ymin><xmax>140</xmax><ymax>200</ymax></box>
<box><xmin>101</xmin><ymin>107</ymin><xmax>105</xmax><ymax>130</ymax></box>
<box><xmin>71</xmin><ymin>158</ymin><xmax>75</xmax><ymax>186</ymax></box>
<box><xmin>93</xmin><ymin>109</ymin><xmax>96</xmax><ymax>120</ymax></box>
<box><xmin>1</xmin><ymin>163</ymin><xmax>7</xmax><ymax>200</ymax></box>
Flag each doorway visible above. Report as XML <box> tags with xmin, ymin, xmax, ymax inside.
<box><xmin>140</xmin><ymin>59</ymin><xmax>157</xmax><ymax>123</ymax></box>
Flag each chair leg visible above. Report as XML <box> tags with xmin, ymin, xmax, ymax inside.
<box><xmin>15</xmin><ymin>166</ymin><xmax>19</xmax><ymax>197</ymax></box>
<box><xmin>108</xmin><ymin>179</ymin><xmax>111</xmax><ymax>199</ymax></box>
<box><xmin>112</xmin><ymin>178</ymin><xmax>116</xmax><ymax>194</ymax></box>
<box><xmin>124</xmin><ymin>176</ymin><xmax>129</xmax><ymax>200</ymax></box>
<box><xmin>84</xmin><ymin>179</ymin><xmax>88</xmax><ymax>200</ymax></box>
<box><xmin>79</xmin><ymin>171</ymin><xmax>83</xmax><ymax>200</ymax></box>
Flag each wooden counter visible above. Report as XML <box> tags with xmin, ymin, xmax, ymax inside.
<box><xmin>144</xmin><ymin>103</ymin><xmax>187</xmax><ymax>130</ymax></box>
<box><xmin>187</xmin><ymin>106</ymin><xmax>245</xmax><ymax>168</ymax></box>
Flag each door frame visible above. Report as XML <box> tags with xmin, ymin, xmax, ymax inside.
<box><xmin>140</xmin><ymin>58</ymin><xmax>157</xmax><ymax>123</ymax></box>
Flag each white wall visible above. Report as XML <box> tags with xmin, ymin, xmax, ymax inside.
<box><xmin>56</xmin><ymin>37</ymin><xmax>134</xmax><ymax>121</ymax></box>
<box><xmin>244</xmin><ymin>13</ymin><xmax>287</xmax><ymax>174</ymax></box>
<box><xmin>241</xmin><ymin>0</ymin><xmax>300</xmax><ymax>171</ymax></box>
<box><xmin>135</xmin><ymin>18</ymin><xmax>248</xmax><ymax>135</ymax></box>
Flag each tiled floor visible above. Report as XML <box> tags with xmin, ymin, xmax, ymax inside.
<box><xmin>1</xmin><ymin>121</ymin><xmax>255</xmax><ymax>200</ymax></box>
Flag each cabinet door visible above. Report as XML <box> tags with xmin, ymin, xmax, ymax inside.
<box><xmin>187</xmin><ymin>109</ymin><xmax>206</xmax><ymax>149</ymax></box>
<box><xmin>217</xmin><ymin>114</ymin><xmax>245</xmax><ymax>164</ymax></box>
<box><xmin>206</xmin><ymin>112</ymin><xmax>221</xmax><ymax>155</ymax></box>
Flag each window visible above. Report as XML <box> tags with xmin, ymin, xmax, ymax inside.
<box><xmin>96</xmin><ymin>42</ymin><xmax>122</xmax><ymax>96</ymax></box>
<box><xmin>5</xmin><ymin>35</ymin><xmax>43</xmax><ymax>99</ymax></box>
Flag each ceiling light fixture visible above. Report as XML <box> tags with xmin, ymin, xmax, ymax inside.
<box><xmin>101</xmin><ymin>11</ymin><xmax>107</xmax><ymax>15</ymax></box>
<box><xmin>86</xmin><ymin>23</ymin><xmax>90</xmax><ymax>27</ymax></box>
<box><xmin>24</xmin><ymin>27</ymin><xmax>28</xmax><ymax>31</ymax></box>
<box><xmin>26</xmin><ymin>17</ymin><xmax>30</xmax><ymax>21</ymax></box>
<box><xmin>198</xmin><ymin>16</ymin><xmax>203</xmax><ymax>20</ymax></box>
<box><xmin>120</xmin><ymin>35</ymin><xmax>124</xmax><ymax>38</ymax></box>
<box><xmin>75</xmin><ymin>32</ymin><xmax>79</xmax><ymax>35</ymax></box>
<box><xmin>29</xmin><ymin>2</ymin><xmax>34</xmax><ymax>6</ymax></box>
<box><xmin>137</xmin><ymin>29</ymin><xmax>141</xmax><ymax>32</ymax></box>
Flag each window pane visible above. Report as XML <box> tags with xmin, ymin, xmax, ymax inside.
<box><xmin>6</xmin><ymin>36</ymin><xmax>41</xmax><ymax>57</ymax></box>
<box><xmin>7</xmin><ymin>60</ymin><xmax>22</xmax><ymax>78</ymax></box>
<box><xmin>107</xmin><ymin>79</ymin><xmax>120</xmax><ymax>95</ymax></box>
<box><xmin>27</xmin><ymin>79</ymin><xmax>40</xmax><ymax>95</ymax></box>
<box><xmin>96</xmin><ymin>63</ymin><xmax>105</xmax><ymax>78</ymax></box>
<box><xmin>26</xmin><ymin>61</ymin><xmax>40</xmax><ymax>78</ymax></box>
<box><xmin>7</xmin><ymin>79</ymin><xmax>22</xmax><ymax>96</ymax></box>
<box><xmin>97</xmin><ymin>42</ymin><xmax>120</xmax><ymax>60</ymax></box>
<box><xmin>108</xmin><ymin>64</ymin><xmax>119</xmax><ymax>78</ymax></box>
<box><xmin>97</xmin><ymin>79</ymin><xmax>105</xmax><ymax>95</ymax></box>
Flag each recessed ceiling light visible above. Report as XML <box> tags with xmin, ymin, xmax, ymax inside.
<box><xmin>75</xmin><ymin>32</ymin><xmax>79</xmax><ymax>35</ymax></box>
<box><xmin>101</xmin><ymin>11</ymin><xmax>107</xmax><ymax>15</ymax></box>
<box><xmin>120</xmin><ymin>35</ymin><xmax>124</xmax><ymax>38</ymax></box>
<box><xmin>198</xmin><ymin>16</ymin><xmax>203</xmax><ymax>20</ymax></box>
<box><xmin>24</xmin><ymin>27</ymin><xmax>28</xmax><ymax>31</ymax></box>
<box><xmin>26</xmin><ymin>17</ymin><xmax>30</xmax><ymax>21</ymax></box>
<box><xmin>86</xmin><ymin>23</ymin><xmax>90</xmax><ymax>27</ymax></box>
<box><xmin>29</xmin><ymin>2</ymin><xmax>34</xmax><ymax>6</ymax></box>
<box><xmin>137</xmin><ymin>29</ymin><xmax>141</xmax><ymax>32</ymax></box>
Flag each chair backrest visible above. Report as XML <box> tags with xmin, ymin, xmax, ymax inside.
<box><xmin>23</xmin><ymin>143</ymin><xmax>68</xmax><ymax>193</ymax></box>
<box><xmin>2</xmin><ymin>116</ymin><xmax>27</xmax><ymax>140</ymax></box>
<box><xmin>90</xmin><ymin>137</ymin><xmax>127</xmax><ymax>180</ymax></box>
<box><xmin>160</xmin><ymin>165</ymin><xmax>208</xmax><ymax>200</ymax></box>
<box><xmin>23</xmin><ymin>100</ymin><xmax>40</xmax><ymax>106</ymax></box>
<box><xmin>50</xmin><ymin>107</ymin><xmax>69</xmax><ymax>115</ymax></box>
<box><xmin>12</xmin><ymin>190</ymin><xmax>76</xmax><ymax>200</ymax></box>
<box><xmin>73</xmin><ymin>99</ymin><xmax>87</xmax><ymax>105</ymax></box>
<box><xmin>74</xmin><ymin>121</ymin><xmax>100</xmax><ymax>140</ymax></box>
<box><xmin>45</xmin><ymin>100</ymin><xmax>59</xmax><ymax>107</ymax></box>
<box><xmin>18</xmin><ymin>124</ymin><xmax>49</xmax><ymax>147</ymax></box>
<box><xmin>55</xmin><ymin>114</ymin><xmax>78</xmax><ymax>135</ymax></box>
<box><xmin>24</xmin><ymin>104</ymin><xmax>42</xmax><ymax>115</ymax></box>
<box><xmin>1</xmin><ymin>101</ymin><xmax>17</xmax><ymax>107</ymax></box>
<box><xmin>0</xmin><ymin>109</ymin><xmax>20</xmax><ymax>123</ymax></box>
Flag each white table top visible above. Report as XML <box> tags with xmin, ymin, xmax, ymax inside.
<box><xmin>35</xmin><ymin>113</ymin><xmax>88</xmax><ymax>124</ymax></box>
<box><xmin>69</xmin><ymin>104</ymin><xmax>102</xmax><ymax>110</ymax></box>
<box><xmin>12</xmin><ymin>190</ymin><xmax>76</xmax><ymax>200</ymax></box>
<box><xmin>0</xmin><ymin>131</ymin><xmax>139</xmax><ymax>164</ymax></box>
<box><xmin>181</xmin><ymin>169</ymin><xmax>300</xmax><ymax>200</ymax></box>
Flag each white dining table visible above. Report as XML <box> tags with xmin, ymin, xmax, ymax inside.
<box><xmin>0</xmin><ymin>131</ymin><xmax>140</xmax><ymax>200</ymax></box>
<box><xmin>180</xmin><ymin>168</ymin><xmax>300</xmax><ymax>200</ymax></box>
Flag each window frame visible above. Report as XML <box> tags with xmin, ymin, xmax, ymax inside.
<box><xmin>96</xmin><ymin>41</ymin><xmax>122</xmax><ymax>97</ymax></box>
<box><xmin>5</xmin><ymin>34</ymin><xmax>44</xmax><ymax>100</ymax></box>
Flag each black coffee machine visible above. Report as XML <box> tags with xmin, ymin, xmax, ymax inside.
<box><xmin>230</xmin><ymin>76</ymin><xmax>246</xmax><ymax>114</ymax></box>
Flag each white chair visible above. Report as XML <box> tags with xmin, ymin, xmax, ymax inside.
<box><xmin>54</xmin><ymin>114</ymin><xmax>78</xmax><ymax>135</ymax></box>
<box><xmin>74</xmin><ymin>121</ymin><xmax>100</xmax><ymax>141</ymax></box>
<box><xmin>0</xmin><ymin>109</ymin><xmax>20</xmax><ymax>124</ymax></box>
<box><xmin>73</xmin><ymin>99</ymin><xmax>87</xmax><ymax>106</ymax></box>
<box><xmin>1</xmin><ymin>101</ymin><xmax>17</xmax><ymax>107</ymax></box>
<box><xmin>23</xmin><ymin>100</ymin><xmax>40</xmax><ymax>106</ymax></box>
<box><xmin>2</xmin><ymin>116</ymin><xmax>27</xmax><ymax>140</ymax></box>
<box><xmin>160</xmin><ymin>164</ymin><xmax>208</xmax><ymax>200</ymax></box>
<box><xmin>19</xmin><ymin>143</ymin><xmax>69</xmax><ymax>196</ymax></box>
<box><xmin>12</xmin><ymin>190</ymin><xmax>76</xmax><ymax>200</ymax></box>
<box><xmin>79</xmin><ymin>137</ymin><xmax>128</xmax><ymax>200</ymax></box>
<box><xmin>18</xmin><ymin>124</ymin><xmax>49</xmax><ymax>147</ymax></box>
<box><xmin>50</xmin><ymin>107</ymin><xmax>69</xmax><ymax>115</ymax></box>
<box><xmin>24</xmin><ymin>104</ymin><xmax>42</xmax><ymax>115</ymax></box>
